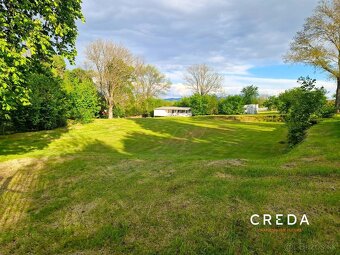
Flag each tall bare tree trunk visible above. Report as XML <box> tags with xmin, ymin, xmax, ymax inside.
<box><xmin>108</xmin><ymin>105</ymin><xmax>113</xmax><ymax>119</ymax></box>
<box><xmin>336</xmin><ymin>77</ymin><xmax>340</xmax><ymax>113</ymax></box>
<box><xmin>108</xmin><ymin>98</ymin><xmax>114</xmax><ymax>119</ymax></box>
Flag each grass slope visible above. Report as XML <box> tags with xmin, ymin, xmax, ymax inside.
<box><xmin>0</xmin><ymin>116</ymin><xmax>339</xmax><ymax>254</ymax></box>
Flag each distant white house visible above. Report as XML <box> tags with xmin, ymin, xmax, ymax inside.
<box><xmin>154</xmin><ymin>107</ymin><xmax>192</xmax><ymax>117</ymax></box>
<box><xmin>244</xmin><ymin>104</ymin><xmax>259</xmax><ymax>114</ymax></box>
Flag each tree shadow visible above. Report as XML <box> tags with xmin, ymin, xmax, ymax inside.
<box><xmin>0</xmin><ymin>120</ymin><xmax>318</xmax><ymax>254</ymax></box>
<box><xmin>0</xmin><ymin>126</ymin><xmax>69</xmax><ymax>156</ymax></box>
<box><xmin>126</xmin><ymin>117</ymin><xmax>287</xmax><ymax>159</ymax></box>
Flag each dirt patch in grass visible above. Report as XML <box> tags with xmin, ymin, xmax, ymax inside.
<box><xmin>186</xmin><ymin>128</ymin><xmax>206</xmax><ymax>138</ymax></box>
<box><xmin>214</xmin><ymin>172</ymin><xmax>240</xmax><ymax>179</ymax></box>
<box><xmin>299</xmin><ymin>156</ymin><xmax>324</xmax><ymax>162</ymax></box>
<box><xmin>206</xmin><ymin>159</ymin><xmax>247</xmax><ymax>168</ymax></box>
<box><xmin>156</xmin><ymin>169</ymin><xmax>176</xmax><ymax>178</ymax></box>
<box><xmin>114</xmin><ymin>159</ymin><xmax>146</xmax><ymax>170</ymax></box>
<box><xmin>61</xmin><ymin>201</ymin><xmax>99</xmax><ymax>228</ymax></box>
<box><xmin>281</xmin><ymin>162</ymin><xmax>298</xmax><ymax>169</ymax></box>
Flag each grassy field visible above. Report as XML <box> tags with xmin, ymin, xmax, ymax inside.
<box><xmin>0</xmin><ymin>116</ymin><xmax>339</xmax><ymax>254</ymax></box>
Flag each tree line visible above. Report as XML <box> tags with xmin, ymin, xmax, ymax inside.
<box><xmin>0</xmin><ymin>0</ymin><xmax>339</xmax><ymax>145</ymax></box>
<box><xmin>175</xmin><ymin>84</ymin><xmax>260</xmax><ymax>116</ymax></box>
<box><xmin>1</xmin><ymin>46</ymin><xmax>174</xmax><ymax>132</ymax></box>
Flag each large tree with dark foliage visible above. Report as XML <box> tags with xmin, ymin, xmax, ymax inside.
<box><xmin>241</xmin><ymin>85</ymin><xmax>259</xmax><ymax>104</ymax></box>
<box><xmin>0</xmin><ymin>0</ymin><xmax>84</xmax><ymax>118</ymax></box>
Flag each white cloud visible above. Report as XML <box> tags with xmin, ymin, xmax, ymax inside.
<box><xmin>221</xmin><ymin>64</ymin><xmax>253</xmax><ymax>75</ymax></box>
<box><xmin>75</xmin><ymin>0</ymin><xmax>336</xmax><ymax>100</ymax></box>
<box><xmin>164</xmin><ymin>76</ymin><xmax>337</xmax><ymax>98</ymax></box>
<box><xmin>158</xmin><ymin>0</ymin><xmax>206</xmax><ymax>13</ymax></box>
<box><xmin>167</xmin><ymin>83</ymin><xmax>191</xmax><ymax>98</ymax></box>
<box><xmin>208</xmin><ymin>55</ymin><xmax>225</xmax><ymax>63</ymax></box>
<box><xmin>77</xmin><ymin>0</ymin><xmax>320</xmax><ymax>68</ymax></box>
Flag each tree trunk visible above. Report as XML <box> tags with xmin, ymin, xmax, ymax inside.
<box><xmin>336</xmin><ymin>77</ymin><xmax>340</xmax><ymax>113</ymax></box>
<box><xmin>108</xmin><ymin>105</ymin><xmax>113</xmax><ymax>119</ymax></box>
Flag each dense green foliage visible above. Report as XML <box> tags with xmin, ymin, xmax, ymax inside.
<box><xmin>133</xmin><ymin>98</ymin><xmax>172</xmax><ymax>117</ymax></box>
<box><xmin>63</xmin><ymin>69</ymin><xmax>100</xmax><ymax>123</ymax></box>
<box><xmin>320</xmin><ymin>100</ymin><xmax>337</xmax><ymax>118</ymax></box>
<box><xmin>263</xmin><ymin>95</ymin><xmax>279</xmax><ymax>110</ymax></box>
<box><xmin>0</xmin><ymin>0</ymin><xmax>83</xmax><ymax>118</ymax></box>
<box><xmin>177</xmin><ymin>94</ymin><xmax>245</xmax><ymax>116</ymax></box>
<box><xmin>0</xmin><ymin>116</ymin><xmax>339</xmax><ymax>254</ymax></box>
<box><xmin>241</xmin><ymin>85</ymin><xmax>259</xmax><ymax>104</ymax></box>
<box><xmin>9</xmin><ymin>72</ymin><xmax>67</xmax><ymax>131</ymax></box>
<box><xmin>277</xmin><ymin>77</ymin><xmax>328</xmax><ymax>145</ymax></box>
<box><xmin>176</xmin><ymin>94</ymin><xmax>219</xmax><ymax>115</ymax></box>
<box><xmin>2</xmin><ymin>65</ymin><xmax>102</xmax><ymax>132</ymax></box>
<box><xmin>218</xmin><ymin>95</ymin><xmax>244</xmax><ymax>115</ymax></box>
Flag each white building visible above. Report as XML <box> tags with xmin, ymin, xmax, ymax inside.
<box><xmin>244</xmin><ymin>104</ymin><xmax>259</xmax><ymax>114</ymax></box>
<box><xmin>154</xmin><ymin>107</ymin><xmax>192</xmax><ymax>117</ymax></box>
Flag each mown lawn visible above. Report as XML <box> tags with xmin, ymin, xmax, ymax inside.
<box><xmin>0</xmin><ymin>116</ymin><xmax>339</xmax><ymax>254</ymax></box>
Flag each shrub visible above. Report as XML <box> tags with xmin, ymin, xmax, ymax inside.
<box><xmin>320</xmin><ymin>100</ymin><xmax>336</xmax><ymax>118</ymax></box>
<box><xmin>63</xmin><ymin>69</ymin><xmax>101</xmax><ymax>123</ymax></box>
<box><xmin>176</xmin><ymin>94</ymin><xmax>218</xmax><ymax>115</ymax></box>
<box><xmin>277</xmin><ymin>77</ymin><xmax>327</xmax><ymax>146</ymax></box>
<box><xmin>263</xmin><ymin>96</ymin><xmax>279</xmax><ymax>110</ymax></box>
<box><xmin>112</xmin><ymin>106</ymin><xmax>126</xmax><ymax>118</ymax></box>
<box><xmin>218</xmin><ymin>95</ymin><xmax>244</xmax><ymax>115</ymax></box>
<box><xmin>10</xmin><ymin>73</ymin><xmax>67</xmax><ymax>131</ymax></box>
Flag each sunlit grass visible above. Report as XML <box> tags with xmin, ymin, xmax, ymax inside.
<box><xmin>0</xmin><ymin>115</ymin><xmax>339</xmax><ymax>254</ymax></box>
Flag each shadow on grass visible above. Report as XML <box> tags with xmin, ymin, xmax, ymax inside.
<box><xmin>0</xmin><ymin>127</ymin><xmax>68</xmax><ymax>156</ymax></box>
<box><xmin>126</xmin><ymin>117</ymin><xmax>287</xmax><ymax>159</ymax></box>
<box><xmin>0</xmin><ymin>124</ymin><xmax>337</xmax><ymax>254</ymax></box>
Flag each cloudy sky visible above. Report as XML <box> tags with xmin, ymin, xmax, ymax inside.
<box><xmin>74</xmin><ymin>0</ymin><xmax>336</xmax><ymax>98</ymax></box>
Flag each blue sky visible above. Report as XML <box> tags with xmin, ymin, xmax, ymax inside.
<box><xmin>73</xmin><ymin>0</ymin><xmax>336</xmax><ymax>98</ymax></box>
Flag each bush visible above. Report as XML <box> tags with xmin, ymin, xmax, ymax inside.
<box><xmin>63</xmin><ymin>69</ymin><xmax>101</xmax><ymax>123</ymax></box>
<box><xmin>10</xmin><ymin>73</ymin><xmax>67</xmax><ymax>131</ymax></box>
<box><xmin>263</xmin><ymin>96</ymin><xmax>279</xmax><ymax>110</ymax></box>
<box><xmin>218</xmin><ymin>95</ymin><xmax>244</xmax><ymax>115</ymax></box>
<box><xmin>277</xmin><ymin>77</ymin><xmax>327</xmax><ymax>146</ymax></box>
<box><xmin>176</xmin><ymin>94</ymin><xmax>218</xmax><ymax>115</ymax></box>
<box><xmin>112</xmin><ymin>106</ymin><xmax>126</xmax><ymax>118</ymax></box>
<box><xmin>320</xmin><ymin>100</ymin><xmax>336</xmax><ymax>118</ymax></box>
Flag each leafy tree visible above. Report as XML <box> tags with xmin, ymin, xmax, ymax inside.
<box><xmin>184</xmin><ymin>64</ymin><xmax>223</xmax><ymax>95</ymax></box>
<box><xmin>218</xmin><ymin>95</ymin><xmax>244</xmax><ymax>115</ymax></box>
<box><xmin>52</xmin><ymin>55</ymin><xmax>67</xmax><ymax>78</ymax></box>
<box><xmin>176</xmin><ymin>94</ymin><xmax>218</xmax><ymax>115</ymax></box>
<box><xmin>129</xmin><ymin>98</ymin><xmax>170</xmax><ymax>117</ymax></box>
<box><xmin>263</xmin><ymin>96</ymin><xmax>279</xmax><ymax>110</ymax></box>
<box><xmin>10</xmin><ymin>71</ymin><xmax>67</xmax><ymax>131</ymax></box>
<box><xmin>0</xmin><ymin>0</ymin><xmax>84</xmax><ymax>118</ymax></box>
<box><xmin>284</xmin><ymin>0</ymin><xmax>340</xmax><ymax>112</ymax></box>
<box><xmin>63</xmin><ymin>69</ymin><xmax>100</xmax><ymax>123</ymax></box>
<box><xmin>241</xmin><ymin>85</ymin><xmax>259</xmax><ymax>104</ymax></box>
<box><xmin>134</xmin><ymin>64</ymin><xmax>171</xmax><ymax>114</ymax></box>
<box><xmin>277</xmin><ymin>77</ymin><xmax>327</xmax><ymax>146</ymax></box>
<box><xmin>85</xmin><ymin>40</ymin><xmax>135</xmax><ymax>119</ymax></box>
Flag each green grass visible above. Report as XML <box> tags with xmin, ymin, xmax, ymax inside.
<box><xmin>0</xmin><ymin>115</ymin><xmax>339</xmax><ymax>254</ymax></box>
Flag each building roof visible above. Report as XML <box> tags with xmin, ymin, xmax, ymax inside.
<box><xmin>154</xmin><ymin>106</ymin><xmax>191</xmax><ymax>110</ymax></box>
